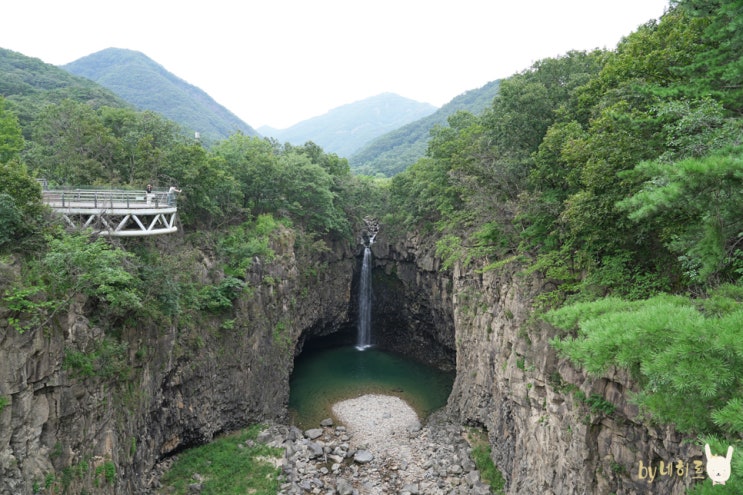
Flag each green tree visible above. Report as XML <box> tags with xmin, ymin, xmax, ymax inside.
<box><xmin>160</xmin><ymin>142</ymin><xmax>243</xmax><ymax>228</ymax></box>
<box><xmin>334</xmin><ymin>174</ymin><xmax>390</xmax><ymax>232</ymax></box>
<box><xmin>654</xmin><ymin>98</ymin><xmax>743</xmax><ymax>163</ymax></box>
<box><xmin>0</xmin><ymin>193</ymin><xmax>23</xmax><ymax>249</ymax></box>
<box><xmin>0</xmin><ymin>96</ymin><xmax>24</xmax><ymax>163</ymax></box>
<box><xmin>520</xmin><ymin>121</ymin><xmax>588</xmax><ymax>253</ymax></box>
<box><xmin>100</xmin><ymin>107</ymin><xmax>182</xmax><ymax>185</ymax></box>
<box><xmin>278</xmin><ymin>151</ymin><xmax>348</xmax><ymax>235</ymax></box>
<box><xmin>0</xmin><ymin>160</ymin><xmax>46</xmax><ymax>251</ymax></box>
<box><xmin>673</xmin><ymin>0</ymin><xmax>743</xmax><ymax>112</ymax></box>
<box><xmin>211</xmin><ymin>134</ymin><xmax>284</xmax><ymax>213</ymax></box>
<box><xmin>41</xmin><ymin>233</ymin><xmax>142</xmax><ymax>317</ymax></box>
<box><xmin>287</xmin><ymin>141</ymin><xmax>350</xmax><ymax>177</ymax></box>
<box><xmin>547</xmin><ymin>286</ymin><xmax>743</xmax><ymax>436</ymax></box>
<box><xmin>26</xmin><ymin>99</ymin><xmax>117</xmax><ymax>185</ymax></box>
<box><xmin>4</xmin><ymin>231</ymin><xmax>142</xmax><ymax>332</ymax></box>
<box><xmin>572</xmin><ymin>8</ymin><xmax>705</xmax><ymax>119</ymax></box>
<box><xmin>212</xmin><ymin>135</ymin><xmax>350</xmax><ymax>236</ymax></box>
<box><xmin>619</xmin><ymin>146</ymin><xmax>743</xmax><ymax>285</ymax></box>
<box><xmin>388</xmin><ymin>112</ymin><xmax>473</xmax><ymax>232</ymax></box>
<box><xmin>547</xmin><ymin>12</ymin><xmax>708</xmax><ymax>297</ymax></box>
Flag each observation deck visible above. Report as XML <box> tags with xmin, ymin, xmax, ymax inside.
<box><xmin>42</xmin><ymin>186</ymin><xmax>179</xmax><ymax>237</ymax></box>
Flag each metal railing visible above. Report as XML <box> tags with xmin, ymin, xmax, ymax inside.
<box><xmin>40</xmin><ymin>185</ymin><xmax>180</xmax><ymax>237</ymax></box>
<box><xmin>42</xmin><ymin>187</ymin><xmax>177</xmax><ymax>209</ymax></box>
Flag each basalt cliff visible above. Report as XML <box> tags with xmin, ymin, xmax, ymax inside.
<box><xmin>0</xmin><ymin>228</ymin><xmax>699</xmax><ymax>494</ymax></box>
<box><xmin>371</xmin><ymin>232</ymin><xmax>701</xmax><ymax>494</ymax></box>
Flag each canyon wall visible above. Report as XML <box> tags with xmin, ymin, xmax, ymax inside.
<box><xmin>0</xmin><ymin>228</ymin><xmax>355</xmax><ymax>495</ymax></box>
<box><xmin>374</xmin><ymin>232</ymin><xmax>702</xmax><ymax>495</ymax></box>
<box><xmin>0</xmin><ymin>224</ymin><xmax>704</xmax><ymax>495</ymax></box>
<box><xmin>367</xmin><ymin>234</ymin><xmax>456</xmax><ymax>370</ymax></box>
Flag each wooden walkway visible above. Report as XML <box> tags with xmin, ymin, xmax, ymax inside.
<box><xmin>42</xmin><ymin>188</ymin><xmax>179</xmax><ymax>237</ymax></box>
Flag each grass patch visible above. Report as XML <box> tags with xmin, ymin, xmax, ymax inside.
<box><xmin>158</xmin><ymin>424</ymin><xmax>282</xmax><ymax>495</ymax></box>
<box><xmin>466</xmin><ymin>427</ymin><xmax>506</xmax><ymax>494</ymax></box>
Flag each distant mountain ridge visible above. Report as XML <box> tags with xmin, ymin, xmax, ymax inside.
<box><xmin>259</xmin><ymin>93</ymin><xmax>437</xmax><ymax>158</ymax></box>
<box><xmin>0</xmin><ymin>47</ymin><xmax>129</xmax><ymax>127</ymax></box>
<box><xmin>3</xmin><ymin>45</ymin><xmax>501</xmax><ymax>177</ymax></box>
<box><xmin>349</xmin><ymin>80</ymin><xmax>501</xmax><ymax>177</ymax></box>
<box><xmin>63</xmin><ymin>48</ymin><xmax>259</xmax><ymax>142</ymax></box>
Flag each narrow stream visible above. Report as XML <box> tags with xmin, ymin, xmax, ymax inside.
<box><xmin>288</xmin><ymin>345</ymin><xmax>455</xmax><ymax>429</ymax></box>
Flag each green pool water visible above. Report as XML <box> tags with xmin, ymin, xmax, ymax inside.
<box><xmin>288</xmin><ymin>346</ymin><xmax>455</xmax><ymax>429</ymax></box>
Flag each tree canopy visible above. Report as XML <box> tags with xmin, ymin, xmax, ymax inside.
<box><xmin>383</xmin><ymin>0</ymin><xmax>743</xmax><ymax>463</ymax></box>
<box><xmin>2</xmin><ymin>0</ymin><xmax>743</xmax><ymax>480</ymax></box>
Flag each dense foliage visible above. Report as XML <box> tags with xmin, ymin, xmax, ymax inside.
<box><xmin>158</xmin><ymin>425</ymin><xmax>282</xmax><ymax>494</ymax></box>
<box><xmin>0</xmin><ymin>47</ymin><xmax>129</xmax><ymax>131</ymax></box>
<box><xmin>383</xmin><ymin>2</ymin><xmax>742</xmax><ymax>490</ymax></box>
<box><xmin>2</xmin><ymin>1</ymin><xmax>743</xmax><ymax>491</ymax></box>
<box><xmin>0</xmin><ymin>78</ymin><xmax>382</xmax><ymax>350</ymax></box>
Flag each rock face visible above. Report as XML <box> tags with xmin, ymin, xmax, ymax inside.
<box><xmin>0</xmin><ymin>225</ymin><xmax>704</xmax><ymax>494</ymax></box>
<box><xmin>364</xmin><ymin>234</ymin><xmax>456</xmax><ymax>371</ymax></box>
<box><xmin>372</xmin><ymin>232</ymin><xmax>703</xmax><ymax>494</ymax></box>
<box><xmin>0</xmin><ymin>229</ymin><xmax>355</xmax><ymax>494</ymax></box>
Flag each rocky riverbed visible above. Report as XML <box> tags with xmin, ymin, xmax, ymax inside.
<box><xmin>274</xmin><ymin>394</ymin><xmax>493</xmax><ymax>494</ymax></box>
<box><xmin>150</xmin><ymin>394</ymin><xmax>493</xmax><ymax>494</ymax></box>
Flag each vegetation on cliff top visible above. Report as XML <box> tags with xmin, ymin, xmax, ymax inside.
<box><xmin>1</xmin><ymin>0</ymin><xmax>743</xmax><ymax>491</ymax></box>
<box><xmin>382</xmin><ymin>1</ymin><xmax>742</xmax><ymax>488</ymax></box>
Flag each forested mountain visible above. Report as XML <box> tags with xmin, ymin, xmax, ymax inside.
<box><xmin>2</xmin><ymin>1</ymin><xmax>743</xmax><ymax>492</ymax></box>
<box><xmin>63</xmin><ymin>48</ymin><xmax>259</xmax><ymax>144</ymax></box>
<box><xmin>258</xmin><ymin>93</ymin><xmax>436</xmax><ymax>158</ymax></box>
<box><xmin>349</xmin><ymin>80</ymin><xmax>501</xmax><ymax>177</ymax></box>
<box><xmin>0</xmin><ymin>47</ymin><xmax>129</xmax><ymax>131</ymax></box>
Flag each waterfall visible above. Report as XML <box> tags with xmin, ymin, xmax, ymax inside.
<box><xmin>356</xmin><ymin>245</ymin><xmax>373</xmax><ymax>350</ymax></box>
<box><xmin>356</xmin><ymin>218</ymin><xmax>378</xmax><ymax>350</ymax></box>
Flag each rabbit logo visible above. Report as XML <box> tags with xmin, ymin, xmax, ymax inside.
<box><xmin>705</xmin><ymin>444</ymin><xmax>733</xmax><ymax>486</ymax></box>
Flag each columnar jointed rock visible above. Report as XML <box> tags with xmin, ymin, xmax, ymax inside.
<box><xmin>0</xmin><ymin>231</ymin><xmax>357</xmax><ymax>494</ymax></box>
<box><xmin>373</xmin><ymin>232</ymin><xmax>702</xmax><ymax>494</ymax></box>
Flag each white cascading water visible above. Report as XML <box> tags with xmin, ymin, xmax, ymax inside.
<box><xmin>356</xmin><ymin>237</ymin><xmax>374</xmax><ymax>350</ymax></box>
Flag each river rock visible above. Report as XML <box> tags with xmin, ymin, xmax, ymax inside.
<box><xmin>306</xmin><ymin>441</ymin><xmax>324</xmax><ymax>459</ymax></box>
<box><xmin>353</xmin><ymin>450</ymin><xmax>374</xmax><ymax>463</ymax></box>
<box><xmin>335</xmin><ymin>477</ymin><xmax>353</xmax><ymax>495</ymax></box>
<box><xmin>401</xmin><ymin>482</ymin><xmax>419</xmax><ymax>494</ymax></box>
<box><xmin>304</xmin><ymin>428</ymin><xmax>323</xmax><ymax>439</ymax></box>
<box><xmin>270</xmin><ymin>396</ymin><xmax>497</xmax><ymax>495</ymax></box>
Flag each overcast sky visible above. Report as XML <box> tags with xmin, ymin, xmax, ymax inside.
<box><xmin>2</xmin><ymin>0</ymin><xmax>669</xmax><ymax>129</ymax></box>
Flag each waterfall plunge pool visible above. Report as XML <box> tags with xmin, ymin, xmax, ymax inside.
<box><xmin>288</xmin><ymin>345</ymin><xmax>455</xmax><ymax>429</ymax></box>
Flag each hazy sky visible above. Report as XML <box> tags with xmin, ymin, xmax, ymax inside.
<box><xmin>2</xmin><ymin>0</ymin><xmax>670</xmax><ymax>129</ymax></box>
